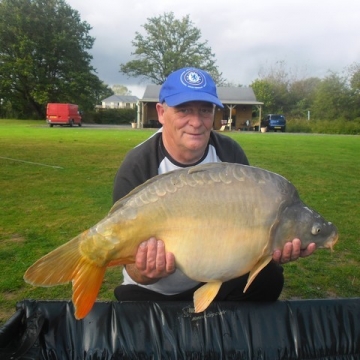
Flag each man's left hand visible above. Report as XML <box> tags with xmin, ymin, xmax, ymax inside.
<box><xmin>272</xmin><ymin>238</ymin><xmax>316</xmax><ymax>264</ymax></box>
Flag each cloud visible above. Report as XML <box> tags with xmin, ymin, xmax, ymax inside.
<box><xmin>67</xmin><ymin>0</ymin><xmax>360</xmax><ymax>97</ymax></box>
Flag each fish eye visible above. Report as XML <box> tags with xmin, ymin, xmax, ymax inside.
<box><xmin>311</xmin><ymin>224</ymin><xmax>321</xmax><ymax>235</ymax></box>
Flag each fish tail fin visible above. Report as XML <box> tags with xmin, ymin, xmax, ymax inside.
<box><xmin>24</xmin><ymin>234</ymin><xmax>84</xmax><ymax>286</ymax></box>
<box><xmin>72</xmin><ymin>258</ymin><xmax>106</xmax><ymax>319</ymax></box>
<box><xmin>193</xmin><ymin>281</ymin><xmax>222</xmax><ymax>313</ymax></box>
<box><xmin>24</xmin><ymin>232</ymin><xmax>106</xmax><ymax>319</ymax></box>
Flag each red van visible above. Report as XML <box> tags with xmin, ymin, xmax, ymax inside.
<box><xmin>46</xmin><ymin>103</ymin><xmax>82</xmax><ymax>127</ymax></box>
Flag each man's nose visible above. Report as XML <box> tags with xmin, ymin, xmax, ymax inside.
<box><xmin>188</xmin><ymin>112</ymin><xmax>203</xmax><ymax>126</ymax></box>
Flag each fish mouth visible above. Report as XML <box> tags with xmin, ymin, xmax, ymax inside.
<box><xmin>323</xmin><ymin>231</ymin><xmax>339</xmax><ymax>251</ymax></box>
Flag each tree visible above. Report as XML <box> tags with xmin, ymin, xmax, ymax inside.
<box><xmin>111</xmin><ymin>85</ymin><xmax>132</xmax><ymax>96</ymax></box>
<box><xmin>120</xmin><ymin>12</ymin><xmax>224</xmax><ymax>85</ymax></box>
<box><xmin>0</xmin><ymin>0</ymin><xmax>111</xmax><ymax>118</ymax></box>
<box><xmin>253</xmin><ymin>61</ymin><xmax>293</xmax><ymax>114</ymax></box>
<box><xmin>288</xmin><ymin>77</ymin><xmax>321</xmax><ymax>118</ymax></box>
<box><xmin>312</xmin><ymin>72</ymin><xmax>353</xmax><ymax>120</ymax></box>
<box><xmin>347</xmin><ymin>62</ymin><xmax>360</xmax><ymax>118</ymax></box>
<box><xmin>251</xmin><ymin>60</ymin><xmax>360</xmax><ymax>121</ymax></box>
<box><xmin>251</xmin><ymin>79</ymin><xmax>277</xmax><ymax>114</ymax></box>
<box><xmin>347</xmin><ymin>62</ymin><xmax>360</xmax><ymax>93</ymax></box>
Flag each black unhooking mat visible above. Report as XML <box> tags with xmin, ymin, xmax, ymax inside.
<box><xmin>0</xmin><ymin>298</ymin><xmax>360</xmax><ymax>359</ymax></box>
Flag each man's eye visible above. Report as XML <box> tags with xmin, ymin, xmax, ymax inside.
<box><xmin>179</xmin><ymin>108</ymin><xmax>191</xmax><ymax>114</ymax></box>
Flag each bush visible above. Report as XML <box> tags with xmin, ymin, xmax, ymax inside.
<box><xmin>85</xmin><ymin>108</ymin><xmax>137</xmax><ymax>125</ymax></box>
<box><xmin>286</xmin><ymin>118</ymin><xmax>360</xmax><ymax>134</ymax></box>
<box><xmin>286</xmin><ymin>119</ymin><xmax>312</xmax><ymax>133</ymax></box>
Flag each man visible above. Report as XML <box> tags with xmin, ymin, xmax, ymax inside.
<box><xmin>113</xmin><ymin>67</ymin><xmax>316</xmax><ymax>303</ymax></box>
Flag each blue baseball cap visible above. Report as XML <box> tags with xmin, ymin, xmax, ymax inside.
<box><xmin>159</xmin><ymin>67</ymin><xmax>224</xmax><ymax>108</ymax></box>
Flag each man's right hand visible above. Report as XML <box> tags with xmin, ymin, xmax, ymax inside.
<box><xmin>125</xmin><ymin>237</ymin><xmax>176</xmax><ymax>284</ymax></box>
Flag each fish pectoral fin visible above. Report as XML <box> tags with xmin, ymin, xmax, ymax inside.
<box><xmin>243</xmin><ymin>256</ymin><xmax>272</xmax><ymax>293</ymax></box>
<box><xmin>193</xmin><ymin>281</ymin><xmax>222</xmax><ymax>313</ymax></box>
<box><xmin>72</xmin><ymin>259</ymin><xmax>106</xmax><ymax>320</ymax></box>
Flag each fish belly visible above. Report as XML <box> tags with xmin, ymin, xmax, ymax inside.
<box><xmin>155</xmin><ymin>218</ymin><xmax>270</xmax><ymax>282</ymax></box>
<box><xmin>109</xmin><ymin>181</ymin><xmax>276</xmax><ymax>283</ymax></box>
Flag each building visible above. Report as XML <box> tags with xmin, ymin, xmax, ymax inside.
<box><xmin>136</xmin><ymin>85</ymin><xmax>263</xmax><ymax>130</ymax></box>
<box><xmin>101</xmin><ymin>95</ymin><xmax>138</xmax><ymax>109</ymax></box>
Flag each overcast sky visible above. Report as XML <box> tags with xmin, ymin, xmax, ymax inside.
<box><xmin>66</xmin><ymin>0</ymin><xmax>360</xmax><ymax>97</ymax></box>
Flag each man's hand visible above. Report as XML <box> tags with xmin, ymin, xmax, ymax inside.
<box><xmin>125</xmin><ymin>237</ymin><xmax>175</xmax><ymax>284</ymax></box>
<box><xmin>272</xmin><ymin>238</ymin><xmax>316</xmax><ymax>264</ymax></box>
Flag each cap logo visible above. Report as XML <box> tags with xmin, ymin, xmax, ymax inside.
<box><xmin>180</xmin><ymin>69</ymin><xmax>206</xmax><ymax>89</ymax></box>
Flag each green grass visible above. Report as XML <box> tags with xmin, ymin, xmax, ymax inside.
<box><xmin>0</xmin><ymin>120</ymin><xmax>359</xmax><ymax>324</ymax></box>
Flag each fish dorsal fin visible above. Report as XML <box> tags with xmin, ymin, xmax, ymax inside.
<box><xmin>243</xmin><ymin>256</ymin><xmax>272</xmax><ymax>293</ymax></box>
<box><xmin>109</xmin><ymin>167</ymin><xmax>189</xmax><ymax>215</ymax></box>
<box><xmin>187</xmin><ymin>162</ymin><xmax>226</xmax><ymax>174</ymax></box>
<box><xmin>109</xmin><ymin>163</ymin><xmax>229</xmax><ymax>215</ymax></box>
<box><xmin>193</xmin><ymin>280</ymin><xmax>222</xmax><ymax>313</ymax></box>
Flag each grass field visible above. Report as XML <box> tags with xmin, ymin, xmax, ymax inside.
<box><xmin>0</xmin><ymin>120</ymin><xmax>359</xmax><ymax>325</ymax></box>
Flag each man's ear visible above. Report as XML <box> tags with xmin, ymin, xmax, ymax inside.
<box><xmin>156</xmin><ymin>102</ymin><xmax>166</xmax><ymax>125</ymax></box>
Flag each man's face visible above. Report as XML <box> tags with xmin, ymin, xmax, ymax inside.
<box><xmin>156</xmin><ymin>101</ymin><xmax>215</xmax><ymax>164</ymax></box>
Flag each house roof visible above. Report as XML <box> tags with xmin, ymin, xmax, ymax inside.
<box><xmin>140</xmin><ymin>85</ymin><xmax>263</xmax><ymax>105</ymax></box>
<box><xmin>102</xmin><ymin>95</ymin><xmax>139</xmax><ymax>103</ymax></box>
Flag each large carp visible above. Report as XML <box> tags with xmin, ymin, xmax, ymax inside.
<box><xmin>24</xmin><ymin>162</ymin><xmax>338</xmax><ymax>319</ymax></box>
